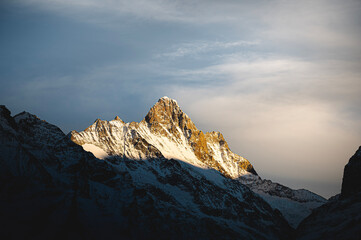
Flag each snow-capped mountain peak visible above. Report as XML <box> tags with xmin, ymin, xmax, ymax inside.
<box><xmin>71</xmin><ymin>97</ymin><xmax>256</xmax><ymax>179</ymax></box>
<box><xmin>114</xmin><ymin>115</ymin><xmax>124</xmax><ymax>123</ymax></box>
<box><xmin>143</xmin><ymin>96</ymin><xmax>192</xmax><ymax>128</ymax></box>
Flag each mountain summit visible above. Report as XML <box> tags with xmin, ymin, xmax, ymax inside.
<box><xmin>71</xmin><ymin>96</ymin><xmax>256</xmax><ymax>178</ymax></box>
<box><xmin>143</xmin><ymin>96</ymin><xmax>187</xmax><ymax>127</ymax></box>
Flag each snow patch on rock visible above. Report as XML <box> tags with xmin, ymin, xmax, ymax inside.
<box><xmin>82</xmin><ymin>143</ymin><xmax>109</xmax><ymax>159</ymax></box>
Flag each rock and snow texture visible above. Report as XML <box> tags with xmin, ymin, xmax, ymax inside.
<box><xmin>71</xmin><ymin>96</ymin><xmax>256</xmax><ymax>178</ymax></box>
<box><xmin>296</xmin><ymin>146</ymin><xmax>361</xmax><ymax>240</ymax></box>
<box><xmin>240</xmin><ymin>175</ymin><xmax>326</xmax><ymax>228</ymax></box>
<box><xmin>0</xmin><ymin>105</ymin><xmax>293</xmax><ymax>239</ymax></box>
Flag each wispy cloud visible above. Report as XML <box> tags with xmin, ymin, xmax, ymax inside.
<box><xmin>16</xmin><ymin>0</ymin><xmax>361</xmax><ymax>48</ymax></box>
<box><xmin>164</xmin><ymin>55</ymin><xmax>361</xmax><ymax>116</ymax></box>
<box><xmin>156</xmin><ymin>40</ymin><xmax>259</xmax><ymax>58</ymax></box>
<box><xmin>16</xmin><ymin>0</ymin><xmax>241</xmax><ymax>24</ymax></box>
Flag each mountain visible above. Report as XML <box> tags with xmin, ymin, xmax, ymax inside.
<box><xmin>71</xmin><ymin>96</ymin><xmax>325</xmax><ymax>228</ymax></box>
<box><xmin>296</xmin><ymin>146</ymin><xmax>361</xmax><ymax>240</ymax></box>
<box><xmin>0</xmin><ymin>105</ymin><xmax>116</xmax><ymax>239</ymax></box>
<box><xmin>71</xmin><ymin>96</ymin><xmax>257</xmax><ymax>178</ymax></box>
<box><xmin>0</xmin><ymin>104</ymin><xmax>294</xmax><ymax>239</ymax></box>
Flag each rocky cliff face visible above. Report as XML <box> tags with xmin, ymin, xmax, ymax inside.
<box><xmin>341</xmin><ymin>146</ymin><xmax>361</xmax><ymax>198</ymax></box>
<box><xmin>0</xmin><ymin>105</ymin><xmax>294</xmax><ymax>239</ymax></box>
<box><xmin>296</xmin><ymin>146</ymin><xmax>361</xmax><ymax>240</ymax></box>
<box><xmin>71</xmin><ymin>96</ymin><xmax>256</xmax><ymax>178</ymax></box>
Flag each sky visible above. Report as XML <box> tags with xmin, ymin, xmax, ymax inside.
<box><xmin>1</xmin><ymin>0</ymin><xmax>361</xmax><ymax>198</ymax></box>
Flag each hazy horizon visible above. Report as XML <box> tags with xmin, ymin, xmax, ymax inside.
<box><xmin>1</xmin><ymin>0</ymin><xmax>361</xmax><ymax>198</ymax></box>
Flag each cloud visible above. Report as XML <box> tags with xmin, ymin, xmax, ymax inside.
<box><xmin>15</xmin><ymin>0</ymin><xmax>238</xmax><ymax>24</ymax></box>
<box><xmin>156</xmin><ymin>55</ymin><xmax>359</xmax><ymax>105</ymax></box>
<box><xmin>259</xmin><ymin>0</ymin><xmax>361</xmax><ymax>50</ymax></box>
<box><xmin>156</xmin><ymin>40</ymin><xmax>259</xmax><ymax>58</ymax></box>
<box><xmin>16</xmin><ymin>0</ymin><xmax>361</xmax><ymax>50</ymax></box>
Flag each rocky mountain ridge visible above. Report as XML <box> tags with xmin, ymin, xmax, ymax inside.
<box><xmin>70</xmin><ymin>97</ymin><xmax>326</xmax><ymax>228</ymax></box>
<box><xmin>239</xmin><ymin>175</ymin><xmax>326</xmax><ymax>228</ymax></box>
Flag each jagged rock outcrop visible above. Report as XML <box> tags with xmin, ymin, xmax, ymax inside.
<box><xmin>341</xmin><ymin>146</ymin><xmax>361</xmax><ymax>198</ymax></box>
<box><xmin>0</xmin><ymin>105</ymin><xmax>294</xmax><ymax>239</ymax></box>
<box><xmin>71</xmin><ymin>96</ymin><xmax>256</xmax><ymax>179</ymax></box>
<box><xmin>296</xmin><ymin>146</ymin><xmax>361</xmax><ymax>240</ymax></box>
